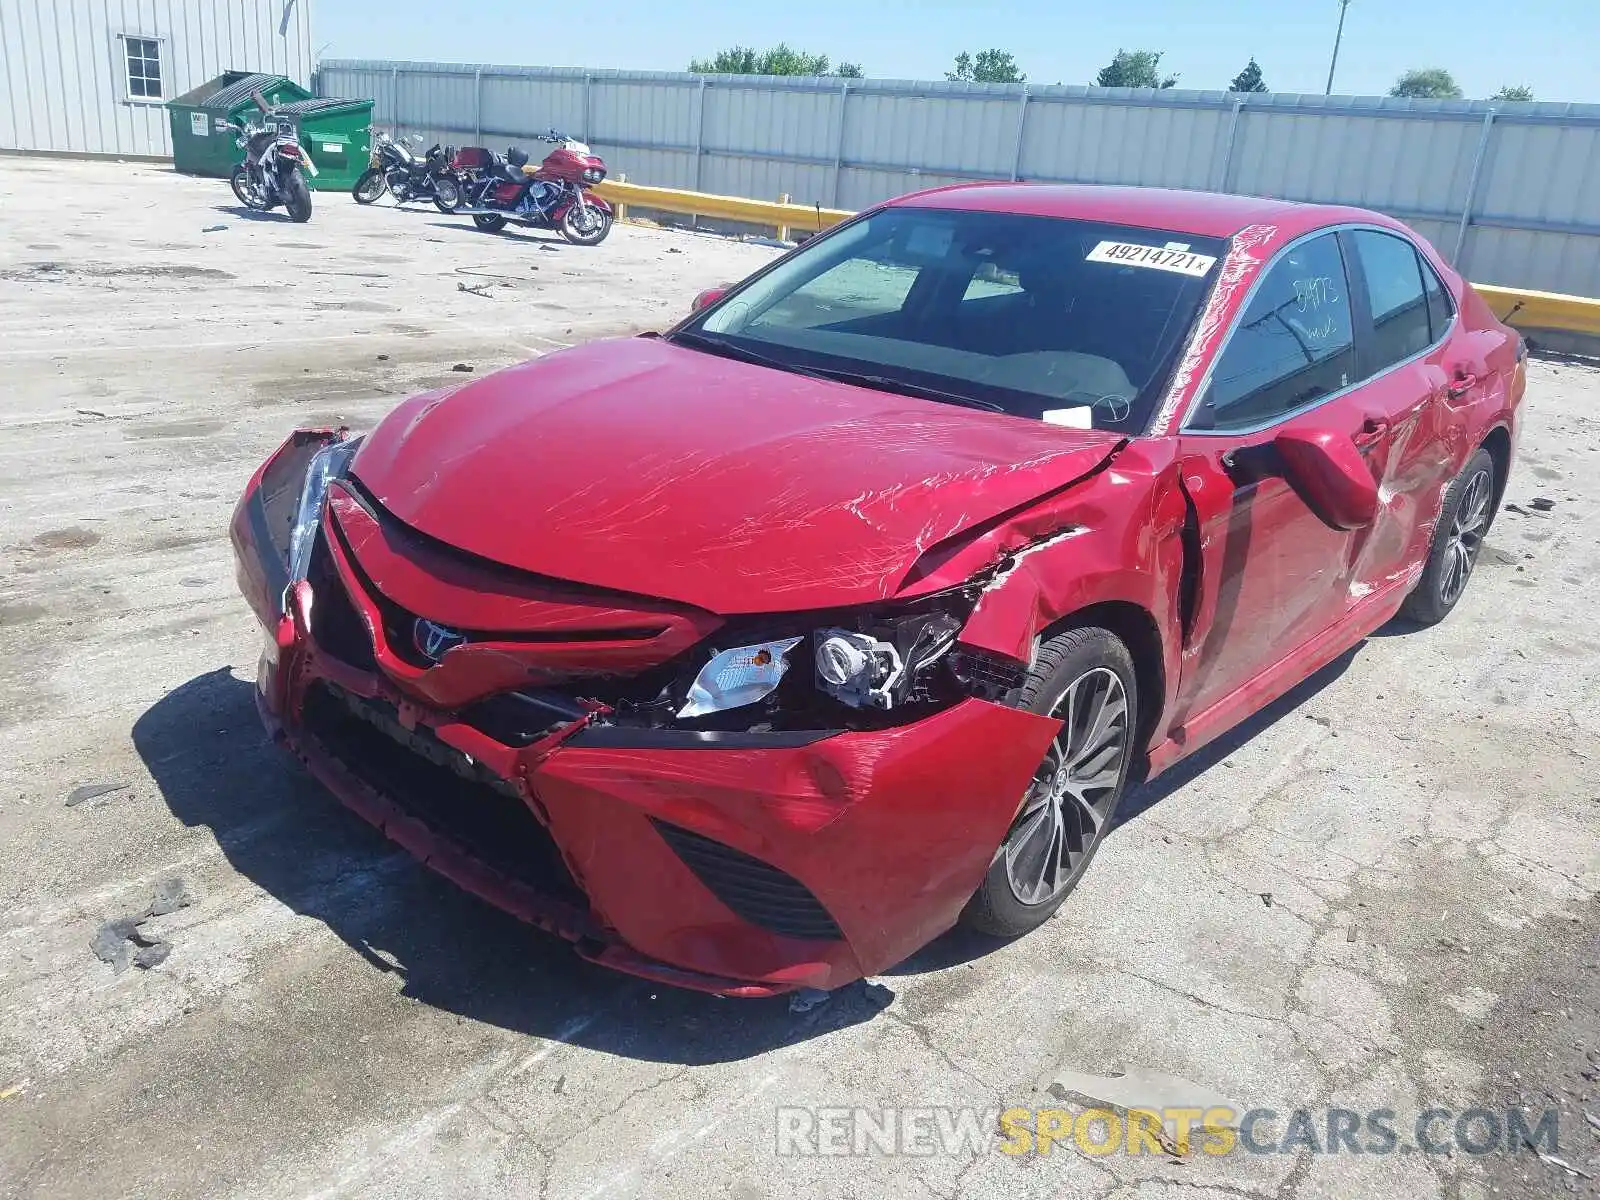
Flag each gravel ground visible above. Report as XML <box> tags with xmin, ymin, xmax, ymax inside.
<box><xmin>1</xmin><ymin>157</ymin><xmax>1598</xmax><ymax>1200</ymax></box>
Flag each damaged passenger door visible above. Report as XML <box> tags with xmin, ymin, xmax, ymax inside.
<box><xmin>1171</xmin><ymin>230</ymin><xmax>1373</xmax><ymax>730</ymax></box>
<box><xmin>1339</xmin><ymin>228</ymin><xmax>1466</xmax><ymax>589</ymax></box>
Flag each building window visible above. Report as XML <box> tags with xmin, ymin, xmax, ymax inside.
<box><xmin>121</xmin><ymin>35</ymin><xmax>163</xmax><ymax>101</ymax></box>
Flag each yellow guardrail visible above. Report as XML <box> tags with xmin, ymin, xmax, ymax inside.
<box><xmin>593</xmin><ymin>178</ymin><xmax>1600</xmax><ymax>339</ymax></box>
<box><xmin>593</xmin><ymin>178</ymin><xmax>852</xmax><ymax>241</ymax></box>
<box><xmin>1473</xmin><ymin>284</ymin><xmax>1600</xmax><ymax>339</ymax></box>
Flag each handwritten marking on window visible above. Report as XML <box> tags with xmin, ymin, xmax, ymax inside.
<box><xmin>1303</xmin><ymin>316</ymin><xmax>1341</xmax><ymax>343</ymax></box>
<box><xmin>1293</xmin><ymin>276</ymin><xmax>1341</xmax><ymax>313</ymax></box>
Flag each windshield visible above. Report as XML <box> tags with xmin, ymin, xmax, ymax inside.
<box><xmin>676</xmin><ymin>206</ymin><xmax>1226</xmax><ymax>433</ymax></box>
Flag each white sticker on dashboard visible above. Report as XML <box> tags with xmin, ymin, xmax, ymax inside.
<box><xmin>1087</xmin><ymin>241</ymin><xmax>1217</xmax><ymax>277</ymax></box>
<box><xmin>1041</xmin><ymin>407</ymin><xmax>1095</xmax><ymax>429</ymax></box>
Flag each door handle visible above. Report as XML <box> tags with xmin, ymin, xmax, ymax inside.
<box><xmin>1446</xmin><ymin>371</ymin><xmax>1480</xmax><ymax>399</ymax></box>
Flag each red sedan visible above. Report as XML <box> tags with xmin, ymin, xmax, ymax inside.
<box><xmin>232</xmin><ymin>184</ymin><xmax>1523</xmax><ymax>996</ymax></box>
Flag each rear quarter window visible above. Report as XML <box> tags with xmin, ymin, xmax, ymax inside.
<box><xmin>1420</xmin><ymin>253</ymin><xmax>1455</xmax><ymax>341</ymax></box>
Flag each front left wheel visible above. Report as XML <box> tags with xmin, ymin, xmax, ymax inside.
<box><xmin>1400</xmin><ymin>447</ymin><xmax>1497</xmax><ymax>626</ymax></box>
<box><xmin>960</xmin><ymin>625</ymin><xmax>1137</xmax><ymax>938</ymax></box>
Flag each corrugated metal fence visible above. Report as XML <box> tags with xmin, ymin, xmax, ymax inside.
<box><xmin>318</xmin><ymin>60</ymin><xmax>1600</xmax><ymax>297</ymax></box>
<box><xmin>1</xmin><ymin>0</ymin><xmax>313</xmax><ymax>159</ymax></box>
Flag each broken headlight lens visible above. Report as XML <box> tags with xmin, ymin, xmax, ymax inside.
<box><xmin>678</xmin><ymin>637</ymin><xmax>804</xmax><ymax>718</ymax></box>
<box><xmin>286</xmin><ymin>436</ymin><xmax>362</xmax><ymax>589</ymax></box>
<box><xmin>671</xmin><ymin>610</ymin><xmax>964</xmax><ymax>723</ymax></box>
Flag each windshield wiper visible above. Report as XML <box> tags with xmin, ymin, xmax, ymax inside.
<box><xmin>804</xmin><ymin>368</ymin><xmax>1007</xmax><ymax>414</ymax></box>
<box><xmin>667</xmin><ymin>329</ymin><xmax>801</xmax><ymax>374</ymax></box>
<box><xmin>671</xmin><ymin>331</ymin><xmax>1006</xmax><ymax>414</ymax></box>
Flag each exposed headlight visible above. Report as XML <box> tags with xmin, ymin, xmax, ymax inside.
<box><xmin>814</xmin><ymin>613</ymin><xmax>958</xmax><ymax>709</ymax></box>
<box><xmin>814</xmin><ymin>630</ymin><xmax>904</xmax><ymax>708</ymax></box>
<box><xmin>678</xmin><ymin>637</ymin><xmax>803</xmax><ymax>718</ymax></box>
<box><xmin>286</xmin><ymin>436</ymin><xmax>362</xmax><ymax>589</ymax></box>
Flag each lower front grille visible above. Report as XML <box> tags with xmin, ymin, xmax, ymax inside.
<box><xmin>300</xmin><ymin>681</ymin><xmax>584</xmax><ymax>904</ymax></box>
<box><xmin>650</xmin><ymin>819</ymin><xmax>842</xmax><ymax>941</ymax></box>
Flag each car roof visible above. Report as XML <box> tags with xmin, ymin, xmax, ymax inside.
<box><xmin>887</xmin><ymin>182</ymin><xmax>1371</xmax><ymax>241</ymax></box>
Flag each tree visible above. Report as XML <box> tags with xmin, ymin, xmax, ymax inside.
<box><xmin>688</xmin><ymin>44</ymin><xmax>861</xmax><ymax>77</ymax></box>
<box><xmin>1228</xmin><ymin>58</ymin><xmax>1268</xmax><ymax>93</ymax></box>
<box><xmin>946</xmin><ymin>50</ymin><xmax>1025</xmax><ymax>84</ymax></box>
<box><xmin>1388</xmin><ymin>68</ymin><xmax>1463</xmax><ymax>99</ymax></box>
<box><xmin>1493</xmin><ymin>84</ymin><xmax>1533</xmax><ymax>101</ymax></box>
<box><xmin>1095</xmin><ymin>49</ymin><xmax>1177</xmax><ymax>89</ymax></box>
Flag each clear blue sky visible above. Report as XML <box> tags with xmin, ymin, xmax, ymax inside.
<box><xmin>315</xmin><ymin>0</ymin><xmax>1598</xmax><ymax>101</ymax></box>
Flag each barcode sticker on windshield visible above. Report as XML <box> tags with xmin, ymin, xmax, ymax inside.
<box><xmin>1086</xmin><ymin>241</ymin><xmax>1217</xmax><ymax>277</ymax></box>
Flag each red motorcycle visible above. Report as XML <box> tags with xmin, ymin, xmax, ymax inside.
<box><xmin>452</xmin><ymin>130</ymin><xmax>614</xmax><ymax>246</ymax></box>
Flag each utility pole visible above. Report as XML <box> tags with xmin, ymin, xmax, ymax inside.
<box><xmin>1325</xmin><ymin>0</ymin><xmax>1351</xmax><ymax>95</ymax></box>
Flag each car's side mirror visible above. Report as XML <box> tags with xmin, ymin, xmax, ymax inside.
<box><xmin>1274</xmin><ymin>428</ymin><xmax>1379</xmax><ymax>531</ymax></box>
<box><xmin>690</xmin><ymin>286</ymin><xmax>730</xmax><ymax>313</ymax></box>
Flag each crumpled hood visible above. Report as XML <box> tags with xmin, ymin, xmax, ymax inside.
<box><xmin>352</xmin><ymin>337</ymin><xmax>1120</xmax><ymax>613</ymax></box>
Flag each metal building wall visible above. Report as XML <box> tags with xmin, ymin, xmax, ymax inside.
<box><xmin>0</xmin><ymin>0</ymin><xmax>313</xmax><ymax>158</ymax></box>
<box><xmin>318</xmin><ymin>60</ymin><xmax>1600</xmax><ymax>297</ymax></box>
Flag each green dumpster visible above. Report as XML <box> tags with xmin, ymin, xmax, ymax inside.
<box><xmin>167</xmin><ymin>72</ymin><xmax>312</xmax><ymax>179</ymax></box>
<box><xmin>166</xmin><ymin>72</ymin><xmax>373</xmax><ymax>192</ymax></box>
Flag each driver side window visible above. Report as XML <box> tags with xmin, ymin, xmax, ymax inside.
<box><xmin>1194</xmin><ymin>232</ymin><xmax>1357</xmax><ymax>431</ymax></box>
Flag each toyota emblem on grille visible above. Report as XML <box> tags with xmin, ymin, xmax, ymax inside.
<box><xmin>413</xmin><ymin>618</ymin><xmax>466</xmax><ymax>661</ymax></box>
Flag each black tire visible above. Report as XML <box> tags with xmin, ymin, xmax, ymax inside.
<box><xmin>1399</xmin><ymin>447</ymin><xmax>1497</xmax><ymax>626</ymax></box>
<box><xmin>959</xmin><ymin>625</ymin><xmax>1138</xmax><ymax>938</ymax></box>
<box><xmin>559</xmin><ymin>202</ymin><xmax>613</xmax><ymax>246</ymax></box>
<box><xmin>284</xmin><ymin>172</ymin><xmax>313</xmax><ymax>223</ymax></box>
<box><xmin>230</xmin><ymin>166</ymin><xmax>267</xmax><ymax>210</ymax></box>
<box><xmin>433</xmin><ymin>175</ymin><xmax>462</xmax><ymax>212</ymax></box>
<box><xmin>473</xmin><ymin>213</ymin><xmax>507</xmax><ymax>233</ymax></box>
<box><xmin>352</xmin><ymin>168</ymin><xmax>386</xmax><ymax>204</ymax></box>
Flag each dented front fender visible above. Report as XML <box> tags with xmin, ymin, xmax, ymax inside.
<box><xmin>954</xmin><ymin>438</ymin><xmax>1192</xmax><ymax>741</ymax></box>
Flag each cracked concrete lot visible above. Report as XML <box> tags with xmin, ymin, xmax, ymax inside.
<box><xmin>2</xmin><ymin>157</ymin><xmax>1598</xmax><ymax>1200</ymax></box>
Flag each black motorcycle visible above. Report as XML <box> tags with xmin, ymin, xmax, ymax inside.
<box><xmin>352</xmin><ymin>132</ymin><xmax>460</xmax><ymax>211</ymax></box>
<box><xmin>228</xmin><ymin>113</ymin><xmax>315</xmax><ymax>223</ymax></box>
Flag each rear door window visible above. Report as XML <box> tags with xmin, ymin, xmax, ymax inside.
<box><xmin>1350</xmin><ymin>230</ymin><xmax>1432</xmax><ymax>369</ymax></box>
<box><xmin>1192</xmin><ymin>232</ymin><xmax>1356</xmax><ymax>431</ymax></box>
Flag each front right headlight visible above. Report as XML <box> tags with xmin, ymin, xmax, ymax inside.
<box><xmin>286</xmin><ymin>436</ymin><xmax>362</xmax><ymax>590</ymax></box>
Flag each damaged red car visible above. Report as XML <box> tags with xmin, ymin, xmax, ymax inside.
<box><xmin>232</xmin><ymin>184</ymin><xmax>1524</xmax><ymax>996</ymax></box>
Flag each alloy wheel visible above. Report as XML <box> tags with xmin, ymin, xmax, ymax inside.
<box><xmin>1005</xmin><ymin>666</ymin><xmax>1130</xmax><ymax>905</ymax></box>
<box><xmin>1440</xmin><ymin>467</ymin><xmax>1491</xmax><ymax>607</ymax></box>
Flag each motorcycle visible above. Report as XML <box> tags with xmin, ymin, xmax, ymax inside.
<box><xmin>229</xmin><ymin>110</ymin><xmax>317</xmax><ymax>223</ymax></box>
<box><xmin>352</xmin><ymin>132</ymin><xmax>461</xmax><ymax>211</ymax></box>
<box><xmin>453</xmin><ymin>130</ymin><xmax>613</xmax><ymax>246</ymax></box>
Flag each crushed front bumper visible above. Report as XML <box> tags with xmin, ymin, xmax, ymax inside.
<box><xmin>234</xmin><ymin>439</ymin><xmax>1060</xmax><ymax>996</ymax></box>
